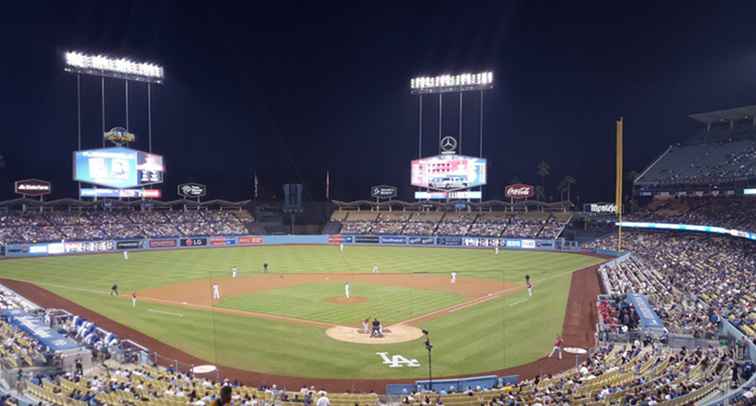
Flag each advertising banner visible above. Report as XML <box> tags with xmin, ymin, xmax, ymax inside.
<box><xmin>149</xmin><ymin>239</ymin><xmax>178</xmax><ymax>249</ymax></box>
<box><xmin>63</xmin><ymin>241</ymin><xmax>114</xmax><ymax>253</ymax></box>
<box><xmin>407</xmin><ymin>236</ymin><xmax>435</xmax><ymax>245</ymax></box>
<box><xmin>179</xmin><ymin>238</ymin><xmax>208</xmax><ymax>247</ymax></box>
<box><xmin>178</xmin><ymin>183</ymin><xmax>207</xmax><ymax>198</ymax></box>
<box><xmin>116</xmin><ymin>240</ymin><xmax>143</xmax><ymax>250</ymax></box>
<box><xmin>504</xmin><ymin>184</ymin><xmax>534</xmax><ymax>200</ymax></box>
<box><xmin>209</xmin><ymin>237</ymin><xmax>237</xmax><ymax>246</ymax></box>
<box><xmin>436</xmin><ymin>236</ymin><xmax>462</xmax><ymax>246</ymax></box>
<box><xmin>238</xmin><ymin>236</ymin><xmax>263</xmax><ymax>245</ymax></box>
<box><xmin>370</xmin><ymin>185</ymin><xmax>398</xmax><ymax>199</ymax></box>
<box><xmin>354</xmin><ymin>235</ymin><xmax>379</xmax><ymax>244</ymax></box>
<box><xmin>80</xmin><ymin>188</ymin><xmax>161</xmax><ymax>199</ymax></box>
<box><xmin>505</xmin><ymin>240</ymin><xmax>521</xmax><ymax>248</ymax></box>
<box><xmin>14</xmin><ymin>179</ymin><xmax>52</xmax><ymax>196</ymax></box>
<box><xmin>411</xmin><ymin>154</ymin><xmax>487</xmax><ymax>191</ymax></box>
<box><xmin>414</xmin><ymin>191</ymin><xmax>482</xmax><ymax>200</ymax></box>
<box><xmin>380</xmin><ymin>236</ymin><xmax>407</xmax><ymax>244</ymax></box>
<box><xmin>521</xmin><ymin>240</ymin><xmax>536</xmax><ymax>249</ymax></box>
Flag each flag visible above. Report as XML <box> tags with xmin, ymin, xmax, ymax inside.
<box><xmin>253</xmin><ymin>172</ymin><xmax>259</xmax><ymax>199</ymax></box>
<box><xmin>326</xmin><ymin>170</ymin><xmax>330</xmax><ymax>200</ymax></box>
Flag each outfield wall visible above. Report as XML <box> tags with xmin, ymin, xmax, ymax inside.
<box><xmin>1</xmin><ymin>234</ymin><xmax>566</xmax><ymax>257</ymax></box>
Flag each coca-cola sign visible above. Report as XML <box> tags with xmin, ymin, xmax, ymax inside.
<box><xmin>15</xmin><ymin>179</ymin><xmax>52</xmax><ymax>196</ymax></box>
<box><xmin>505</xmin><ymin>184</ymin><xmax>534</xmax><ymax>200</ymax></box>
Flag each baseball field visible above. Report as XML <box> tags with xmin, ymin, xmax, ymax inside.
<box><xmin>0</xmin><ymin>245</ymin><xmax>603</xmax><ymax>384</ymax></box>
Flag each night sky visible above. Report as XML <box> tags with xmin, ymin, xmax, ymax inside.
<box><xmin>2</xmin><ymin>1</ymin><xmax>756</xmax><ymax>203</ymax></box>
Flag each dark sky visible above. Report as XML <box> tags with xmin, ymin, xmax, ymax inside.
<box><xmin>2</xmin><ymin>1</ymin><xmax>756</xmax><ymax>203</ymax></box>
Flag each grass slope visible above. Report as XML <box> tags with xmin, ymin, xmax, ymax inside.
<box><xmin>0</xmin><ymin>246</ymin><xmax>602</xmax><ymax>379</ymax></box>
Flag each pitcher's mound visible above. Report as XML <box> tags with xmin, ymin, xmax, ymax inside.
<box><xmin>326</xmin><ymin>325</ymin><xmax>424</xmax><ymax>344</ymax></box>
<box><xmin>326</xmin><ymin>296</ymin><xmax>368</xmax><ymax>304</ymax></box>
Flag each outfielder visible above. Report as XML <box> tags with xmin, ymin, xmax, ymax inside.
<box><xmin>232</xmin><ymin>266</ymin><xmax>238</xmax><ymax>279</ymax></box>
<box><xmin>372</xmin><ymin>264</ymin><xmax>379</xmax><ymax>273</ymax></box>
<box><xmin>212</xmin><ymin>283</ymin><xmax>221</xmax><ymax>300</ymax></box>
<box><xmin>131</xmin><ymin>293</ymin><xmax>137</xmax><ymax>307</ymax></box>
<box><xmin>495</xmin><ymin>246</ymin><xmax>499</xmax><ymax>255</ymax></box>
<box><xmin>110</xmin><ymin>283</ymin><xmax>119</xmax><ymax>296</ymax></box>
<box><xmin>339</xmin><ymin>243</ymin><xmax>344</xmax><ymax>253</ymax></box>
<box><xmin>526</xmin><ymin>274</ymin><xmax>533</xmax><ymax>297</ymax></box>
<box><xmin>123</xmin><ymin>250</ymin><xmax>129</xmax><ymax>260</ymax></box>
<box><xmin>344</xmin><ymin>281</ymin><xmax>351</xmax><ymax>299</ymax></box>
<box><xmin>263</xmin><ymin>263</ymin><xmax>269</xmax><ymax>273</ymax></box>
<box><xmin>450</xmin><ymin>272</ymin><xmax>457</xmax><ymax>284</ymax></box>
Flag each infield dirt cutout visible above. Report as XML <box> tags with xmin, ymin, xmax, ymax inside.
<box><xmin>135</xmin><ymin>273</ymin><xmax>520</xmax><ymax>344</ymax></box>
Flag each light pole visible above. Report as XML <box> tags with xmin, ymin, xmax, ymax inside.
<box><xmin>423</xmin><ymin>329</ymin><xmax>433</xmax><ymax>392</ymax></box>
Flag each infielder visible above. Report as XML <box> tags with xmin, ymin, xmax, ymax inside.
<box><xmin>212</xmin><ymin>283</ymin><xmax>221</xmax><ymax>300</ymax></box>
<box><xmin>263</xmin><ymin>263</ymin><xmax>269</xmax><ymax>273</ymax></box>
<box><xmin>344</xmin><ymin>281</ymin><xmax>351</xmax><ymax>299</ymax></box>
<box><xmin>232</xmin><ymin>266</ymin><xmax>238</xmax><ymax>279</ymax></box>
<box><xmin>372</xmin><ymin>264</ymin><xmax>379</xmax><ymax>273</ymax></box>
<box><xmin>110</xmin><ymin>284</ymin><xmax>119</xmax><ymax>296</ymax></box>
<box><xmin>123</xmin><ymin>250</ymin><xmax>129</xmax><ymax>260</ymax></box>
<box><xmin>450</xmin><ymin>272</ymin><xmax>457</xmax><ymax>284</ymax></box>
<box><xmin>131</xmin><ymin>293</ymin><xmax>137</xmax><ymax>307</ymax></box>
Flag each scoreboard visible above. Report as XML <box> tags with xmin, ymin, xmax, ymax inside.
<box><xmin>74</xmin><ymin>147</ymin><xmax>164</xmax><ymax>189</ymax></box>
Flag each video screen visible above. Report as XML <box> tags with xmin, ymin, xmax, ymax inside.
<box><xmin>411</xmin><ymin>154</ymin><xmax>486</xmax><ymax>191</ymax></box>
<box><xmin>74</xmin><ymin>147</ymin><xmax>164</xmax><ymax>189</ymax></box>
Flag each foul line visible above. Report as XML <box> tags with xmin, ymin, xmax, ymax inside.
<box><xmin>136</xmin><ymin>296</ymin><xmax>335</xmax><ymax>329</ymax></box>
<box><xmin>147</xmin><ymin>309</ymin><xmax>184</xmax><ymax>318</ymax></box>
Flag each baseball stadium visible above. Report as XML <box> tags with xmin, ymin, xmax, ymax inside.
<box><xmin>1</xmin><ymin>4</ymin><xmax>756</xmax><ymax>406</ymax></box>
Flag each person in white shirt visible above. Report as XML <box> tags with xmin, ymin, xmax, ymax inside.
<box><xmin>344</xmin><ymin>282</ymin><xmax>351</xmax><ymax>299</ymax></box>
<box><xmin>339</xmin><ymin>243</ymin><xmax>344</xmax><ymax>252</ymax></box>
<box><xmin>212</xmin><ymin>283</ymin><xmax>221</xmax><ymax>300</ymax></box>
<box><xmin>316</xmin><ymin>391</ymin><xmax>330</xmax><ymax>406</ymax></box>
<box><xmin>123</xmin><ymin>250</ymin><xmax>129</xmax><ymax>260</ymax></box>
<box><xmin>372</xmin><ymin>264</ymin><xmax>379</xmax><ymax>273</ymax></box>
<box><xmin>232</xmin><ymin>266</ymin><xmax>238</xmax><ymax>279</ymax></box>
<box><xmin>450</xmin><ymin>272</ymin><xmax>457</xmax><ymax>284</ymax></box>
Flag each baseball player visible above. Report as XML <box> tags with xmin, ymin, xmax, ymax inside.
<box><xmin>526</xmin><ymin>274</ymin><xmax>533</xmax><ymax>297</ymax></box>
<box><xmin>263</xmin><ymin>263</ymin><xmax>269</xmax><ymax>273</ymax></box>
<box><xmin>339</xmin><ymin>243</ymin><xmax>344</xmax><ymax>253</ymax></box>
<box><xmin>344</xmin><ymin>281</ymin><xmax>351</xmax><ymax>299</ymax></box>
<box><xmin>372</xmin><ymin>264</ymin><xmax>379</xmax><ymax>273</ymax></box>
<box><xmin>450</xmin><ymin>272</ymin><xmax>457</xmax><ymax>284</ymax></box>
<box><xmin>362</xmin><ymin>318</ymin><xmax>370</xmax><ymax>334</ymax></box>
<box><xmin>131</xmin><ymin>293</ymin><xmax>137</xmax><ymax>307</ymax></box>
<box><xmin>495</xmin><ymin>246</ymin><xmax>499</xmax><ymax>255</ymax></box>
<box><xmin>212</xmin><ymin>283</ymin><xmax>221</xmax><ymax>300</ymax></box>
<box><xmin>123</xmin><ymin>250</ymin><xmax>129</xmax><ymax>260</ymax></box>
<box><xmin>549</xmin><ymin>335</ymin><xmax>564</xmax><ymax>359</ymax></box>
<box><xmin>110</xmin><ymin>283</ymin><xmax>119</xmax><ymax>296</ymax></box>
<box><xmin>232</xmin><ymin>266</ymin><xmax>238</xmax><ymax>279</ymax></box>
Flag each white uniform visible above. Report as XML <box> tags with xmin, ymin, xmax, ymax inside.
<box><xmin>495</xmin><ymin>246</ymin><xmax>499</xmax><ymax>255</ymax></box>
<box><xmin>344</xmin><ymin>283</ymin><xmax>350</xmax><ymax>299</ymax></box>
<box><xmin>123</xmin><ymin>251</ymin><xmax>129</xmax><ymax>260</ymax></box>
<box><xmin>212</xmin><ymin>284</ymin><xmax>221</xmax><ymax>300</ymax></box>
<box><xmin>131</xmin><ymin>295</ymin><xmax>136</xmax><ymax>307</ymax></box>
<box><xmin>232</xmin><ymin>267</ymin><xmax>238</xmax><ymax>279</ymax></box>
<box><xmin>372</xmin><ymin>265</ymin><xmax>379</xmax><ymax>273</ymax></box>
<box><xmin>339</xmin><ymin>243</ymin><xmax>344</xmax><ymax>252</ymax></box>
<box><xmin>451</xmin><ymin>272</ymin><xmax>457</xmax><ymax>284</ymax></box>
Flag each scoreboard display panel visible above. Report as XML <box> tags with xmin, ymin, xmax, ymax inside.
<box><xmin>411</xmin><ymin>154</ymin><xmax>486</xmax><ymax>191</ymax></box>
<box><xmin>74</xmin><ymin>147</ymin><xmax>164</xmax><ymax>189</ymax></box>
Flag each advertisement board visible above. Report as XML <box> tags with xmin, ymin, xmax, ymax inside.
<box><xmin>149</xmin><ymin>239</ymin><xmax>178</xmax><ymax>248</ymax></box>
<box><xmin>505</xmin><ymin>184</ymin><xmax>534</xmax><ymax>200</ymax></box>
<box><xmin>411</xmin><ymin>154</ymin><xmax>486</xmax><ymax>191</ymax></box>
<box><xmin>209</xmin><ymin>237</ymin><xmax>237</xmax><ymax>246</ymax></box>
<box><xmin>380</xmin><ymin>236</ymin><xmax>406</xmax><ymax>244</ymax></box>
<box><xmin>179</xmin><ymin>238</ymin><xmax>208</xmax><ymax>247</ymax></box>
<box><xmin>74</xmin><ymin>147</ymin><xmax>164</xmax><ymax>189</ymax></box>
<box><xmin>354</xmin><ymin>235</ymin><xmax>379</xmax><ymax>244</ymax></box>
<box><xmin>521</xmin><ymin>239</ymin><xmax>536</xmax><ymax>249</ymax></box>
<box><xmin>14</xmin><ymin>179</ymin><xmax>52</xmax><ymax>196</ymax></box>
<box><xmin>436</xmin><ymin>236</ymin><xmax>462</xmax><ymax>246</ymax></box>
<box><xmin>370</xmin><ymin>185</ymin><xmax>398</xmax><ymax>199</ymax></box>
<box><xmin>408</xmin><ymin>236</ymin><xmax>435</xmax><ymax>245</ymax></box>
<box><xmin>80</xmin><ymin>188</ymin><xmax>161</xmax><ymax>199</ymax></box>
<box><xmin>63</xmin><ymin>241</ymin><xmax>113</xmax><ymax>253</ymax></box>
<box><xmin>116</xmin><ymin>240</ymin><xmax>143</xmax><ymax>250</ymax></box>
<box><xmin>178</xmin><ymin>183</ymin><xmax>207</xmax><ymax>198</ymax></box>
<box><xmin>745</xmin><ymin>188</ymin><xmax>756</xmax><ymax>196</ymax></box>
<box><xmin>238</xmin><ymin>236</ymin><xmax>263</xmax><ymax>245</ymax></box>
<box><xmin>414</xmin><ymin>191</ymin><xmax>482</xmax><ymax>200</ymax></box>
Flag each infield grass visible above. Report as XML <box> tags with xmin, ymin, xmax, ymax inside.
<box><xmin>0</xmin><ymin>246</ymin><xmax>603</xmax><ymax>379</ymax></box>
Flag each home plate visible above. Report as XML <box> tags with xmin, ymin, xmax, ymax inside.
<box><xmin>181</xmin><ymin>302</ymin><xmax>188</xmax><ymax>305</ymax></box>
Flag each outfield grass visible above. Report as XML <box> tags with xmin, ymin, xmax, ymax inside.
<box><xmin>0</xmin><ymin>246</ymin><xmax>603</xmax><ymax>379</ymax></box>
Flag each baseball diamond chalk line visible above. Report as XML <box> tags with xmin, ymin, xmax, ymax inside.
<box><xmin>147</xmin><ymin>309</ymin><xmax>184</xmax><ymax>318</ymax></box>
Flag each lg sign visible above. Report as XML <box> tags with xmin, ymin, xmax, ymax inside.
<box><xmin>178</xmin><ymin>183</ymin><xmax>207</xmax><ymax>198</ymax></box>
<box><xmin>505</xmin><ymin>184</ymin><xmax>534</xmax><ymax>200</ymax></box>
<box><xmin>15</xmin><ymin>179</ymin><xmax>52</xmax><ymax>197</ymax></box>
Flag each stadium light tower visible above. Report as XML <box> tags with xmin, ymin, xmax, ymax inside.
<box><xmin>409</xmin><ymin>70</ymin><xmax>494</xmax><ymax>200</ymax></box>
<box><xmin>63</xmin><ymin>51</ymin><xmax>164</xmax><ymax>152</ymax></box>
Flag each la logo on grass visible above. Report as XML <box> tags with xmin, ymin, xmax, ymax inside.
<box><xmin>376</xmin><ymin>352</ymin><xmax>420</xmax><ymax>368</ymax></box>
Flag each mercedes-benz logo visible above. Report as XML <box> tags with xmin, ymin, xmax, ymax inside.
<box><xmin>440</xmin><ymin>136</ymin><xmax>458</xmax><ymax>152</ymax></box>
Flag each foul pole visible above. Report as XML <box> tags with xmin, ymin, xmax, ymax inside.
<box><xmin>615</xmin><ymin>117</ymin><xmax>624</xmax><ymax>251</ymax></box>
